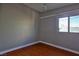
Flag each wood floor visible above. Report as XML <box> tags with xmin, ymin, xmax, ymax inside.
<box><xmin>3</xmin><ymin>43</ymin><xmax>79</xmax><ymax>56</ymax></box>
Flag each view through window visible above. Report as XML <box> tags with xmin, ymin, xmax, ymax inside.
<box><xmin>70</xmin><ymin>15</ymin><xmax>79</xmax><ymax>33</ymax></box>
<box><xmin>59</xmin><ymin>15</ymin><xmax>79</xmax><ymax>33</ymax></box>
<box><xmin>59</xmin><ymin>17</ymin><xmax>68</xmax><ymax>32</ymax></box>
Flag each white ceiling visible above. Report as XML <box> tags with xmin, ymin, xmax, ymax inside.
<box><xmin>24</xmin><ymin>3</ymin><xmax>73</xmax><ymax>12</ymax></box>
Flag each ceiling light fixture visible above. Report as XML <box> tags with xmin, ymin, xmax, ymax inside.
<box><xmin>42</xmin><ymin>3</ymin><xmax>47</xmax><ymax>11</ymax></box>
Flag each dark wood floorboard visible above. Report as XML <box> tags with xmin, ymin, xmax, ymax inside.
<box><xmin>3</xmin><ymin>43</ymin><xmax>79</xmax><ymax>56</ymax></box>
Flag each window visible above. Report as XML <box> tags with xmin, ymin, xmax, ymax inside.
<box><xmin>70</xmin><ymin>16</ymin><xmax>79</xmax><ymax>33</ymax></box>
<box><xmin>59</xmin><ymin>15</ymin><xmax>79</xmax><ymax>33</ymax></box>
<box><xmin>59</xmin><ymin>17</ymin><xmax>68</xmax><ymax>32</ymax></box>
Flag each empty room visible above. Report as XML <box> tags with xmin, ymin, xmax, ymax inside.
<box><xmin>0</xmin><ymin>3</ymin><xmax>79</xmax><ymax>56</ymax></box>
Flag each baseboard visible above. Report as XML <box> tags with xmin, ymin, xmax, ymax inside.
<box><xmin>0</xmin><ymin>41</ymin><xmax>40</xmax><ymax>55</ymax></box>
<box><xmin>0</xmin><ymin>41</ymin><xmax>79</xmax><ymax>55</ymax></box>
<box><xmin>39</xmin><ymin>41</ymin><xmax>79</xmax><ymax>55</ymax></box>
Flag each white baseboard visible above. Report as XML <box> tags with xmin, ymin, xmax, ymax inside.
<box><xmin>0</xmin><ymin>41</ymin><xmax>79</xmax><ymax>55</ymax></box>
<box><xmin>39</xmin><ymin>41</ymin><xmax>79</xmax><ymax>55</ymax></box>
<box><xmin>0</xmin><ymin>41</ymin><xmax>40</xmax><ymax>55</ymax></box>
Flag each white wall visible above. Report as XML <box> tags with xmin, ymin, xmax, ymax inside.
<box><xmin>0</xmin><ymin>4</ymin><xmax>39</xmax><ymax>52</ymax></box>
<box><xmin>40</xmin><ymin>4</ymin><xmax>79</xmax><ymax>51</ymax></box>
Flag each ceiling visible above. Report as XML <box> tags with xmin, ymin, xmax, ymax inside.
<box><xmin>24</xmin><ymin>3</ymin><xmax>73</xmax><ymax>12</ymax></box>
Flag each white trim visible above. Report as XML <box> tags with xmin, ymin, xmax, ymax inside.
<box><xmin>0</xmin><ymin>41</ymin><xmax>40</xmax><ymax>55</ymax></box>
<box><xmin>0</xmin><ymin>41</ymin><xmax>79</xmax><ymax>55</ymax></box>
<box><xmin>39</xmin><ymin>41</ymin><xmax>79</xmax><ymax>55</ymax></box>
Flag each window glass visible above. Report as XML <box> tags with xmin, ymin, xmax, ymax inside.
<box><xmin>70</xmin><ymin>15</ymin><xmax>79</xmax><ymax>33</ymax></box>
<box><xmin>59</xmin><ymin>17</ymin><xmax>68</xmax><ymax>32</ymax></box>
